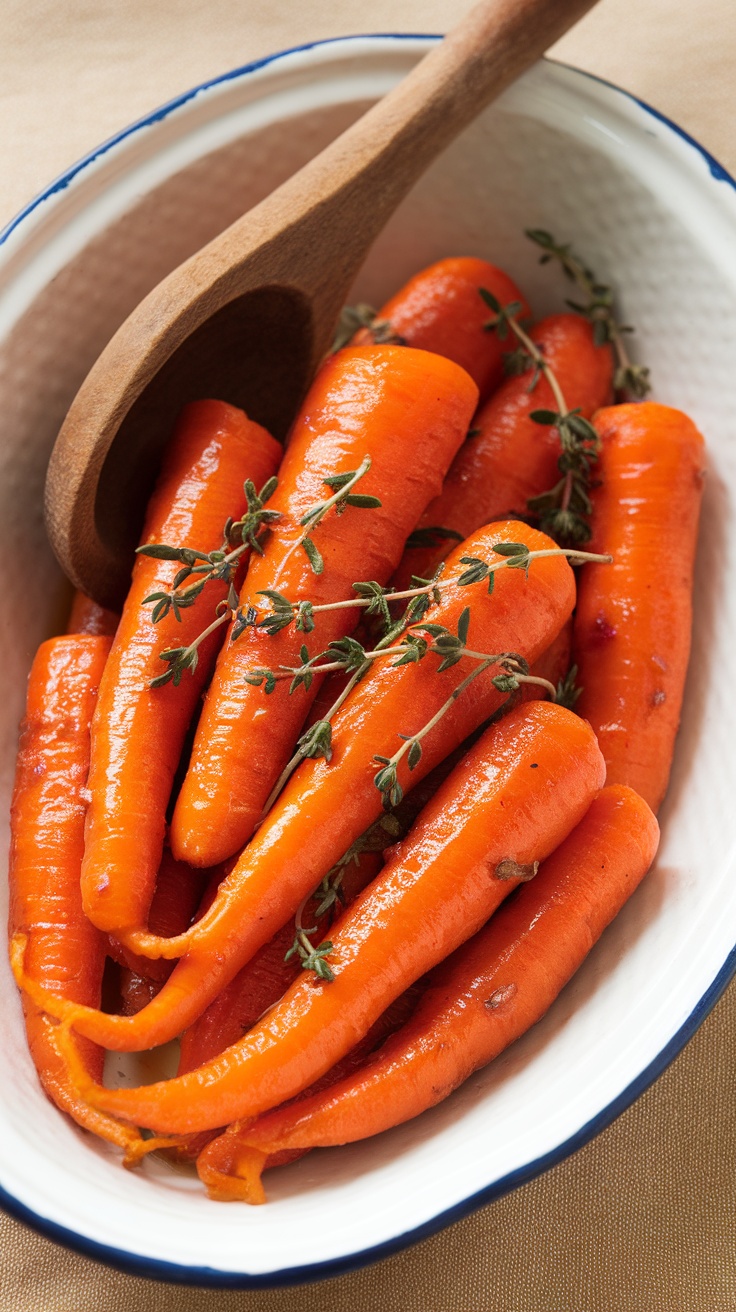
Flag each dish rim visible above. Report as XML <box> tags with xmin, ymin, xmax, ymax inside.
<box><xmin>1</xmin><ymin>32</ymin><xmax>734</xmax><ymax>1290</ymax></box>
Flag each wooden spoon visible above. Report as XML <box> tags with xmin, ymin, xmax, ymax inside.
<box><xmin>45</xmin><ymin>0</ymin><xmax>597</xmax><ymax>607</ymax></box>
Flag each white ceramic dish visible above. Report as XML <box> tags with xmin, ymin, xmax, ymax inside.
<box><xmin>1</xmin><ymin>35</ymin><xmax>735</xmax><ymax>1289</ymax></box>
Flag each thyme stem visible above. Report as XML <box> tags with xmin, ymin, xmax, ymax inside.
<box><xmin>272</xmin><ymin>456</ymin><xmax>375</xmax><ymax>584</ymax></box>
<box><xmin>503</xmin><ymin>315</ymin><xmax>569</xmax><ymax>414</ymax></box>
<box><xmin>257</xmin><ymin>547</ymin><xmax>611</xmax><ymax>638</ymax></box>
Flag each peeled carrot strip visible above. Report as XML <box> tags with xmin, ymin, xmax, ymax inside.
<box><xmin>66</xmin><ymin>592</ymin><xmax>119</xmax><ymax>636</ymax></box>
<box><xmin>352</xmin><ymin>257</ymin><xmax>530</xmax><ymax>399</ymax></box>
<box><xmin>172</xmin><ymin>346</ymin><xmax>479</xmax><ymax>867</ymax></box>
<box><xmin>13</xmin><ymin>521</ymin><xmax>576</xmax><ymax>1052</ymax></box>
<box><xmin>58</xmin><ymin>701</ymin><xmax>605</xmax><ymax>1133</ymax></box>
<box><xmin>201</xmin><ymin>785</ymin><xmax>657</xmax><ymax>1201</ymax></box>
<box><xmin>394</xmin><ymin>313</ymin><xmax>613</xmax><ymax>588</ymax></box>
<box><xmin>8</xmin><ymin>636</ymin><xmax>140</xmax><ymax>1152</ymax></box>
<box><xmin>80</xmin><ymin>400</ymin><xmax>281</xmax><ymax>940</ymax></box>
<box><xmin>573</xmin><ymin>402</ymin><xmax>706</xmax><ymax>811</ymax></box>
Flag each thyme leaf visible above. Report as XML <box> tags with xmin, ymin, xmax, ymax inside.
<box><xmin>525</xmin><ymin>229</ymin><xmax>651</xmax><ymax>398</ymax></box>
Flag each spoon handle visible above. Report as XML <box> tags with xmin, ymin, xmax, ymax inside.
<box><xmin>208</xmin><ymin>0</ymin><xmax>600</xmax><ymax>348</ymax></box>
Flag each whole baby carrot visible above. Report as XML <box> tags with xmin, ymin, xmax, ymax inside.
<box><xmin>351</xmin><ymin>257</ymin><xmax>530</xmax><ymax>400</ymax></box>
<box><xmin>58</xmin><ymin>701</ymin><xmax>605</xmax><ymax>1133</ymax></box>
<box><xmin>395</xmin><ymin>313</ymin><xmax>613</xmax><ymax>587</ymax></box>
<box><xmin>80</xmin><ymin>400</ymin><xmax>281</xmax><ymax>939</ymax></box>
<box><xmin>199</xmin><ymin>785</ymin><xmax>657</xmax><ymax>1201</ymax></box>
<box><xmin>573</xmin><ymin>402</ymin><xmax>706</xmax><ymax>811</ymax></box>
<box><xmin>13</xmin><ymin>520</ymin><xmax>578</xmax><ymax>1051</ymax></box>
<box><xmin>8</xmin><ymin>636</ymin><xmax>145</xmax><ymax>1156</ymax></box>
<box><xmin>172</xmin><ymin>346</ymin><xmax>479</xmax><ymax>868</ymax></box>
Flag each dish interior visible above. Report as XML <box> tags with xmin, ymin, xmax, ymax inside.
<box><xmin>1</xmin><ymin>39</ymin><xmax>735</xmax><ymax>1282</ymax></box>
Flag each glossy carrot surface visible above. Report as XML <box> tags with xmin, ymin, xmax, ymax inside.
<box><xmin>8</xmin><ymin>636</ymin><xmax>141</xmax><ymax>1151</ymax></box>
<box><xmin>61</xmin><ymin>700</ymin><xmax>605</xmax><ymax>1133</ymax></box>
<box><xmin>573</xmin><ymin>402</ymin><xmax>706</xmax><ymax>811</ymax></box>
<box><xmin>203</xmin><ymin>785</ymin><xmax>657</xmax><ymax>1201</ymax></box>
<box><xmin>80</xmin><ymin>400</ymin><xmax>281</xmax><ymax>939</ymax></box>
<box><xmin>352</xmin><ymin>257</ymin><xmax>530</xmax><ymax>399</ymax></box>
<box><xmin>172</xmin><ymin>346</ymin><xmax>479</xmax><ymax>867</ymax></box>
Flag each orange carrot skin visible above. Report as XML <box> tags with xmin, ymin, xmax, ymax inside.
<box><xmin>8</xmin><ymin>635</ymin><xmax>138</xmax><ymax>1148</ymax></box>
<box><xmin>26</xmin><ymin>518</ymin><xmax>577</xmax><ymax>1055</ymax></box>
<box><xmin>177</xmin><ymin>851</ymin><xmax>383</xmax><ymax>1076</ymax></box>
<box><xmin>71</xmin><ymin>701</ymin><xmax>604</xmax><ymax>1133</ymax></box>
<box><xmin>353</xmin><ymin>257</ymin><xmax>530</xmax><ymax>400</ymax></box>
<box><xmin>208</xmin><ymin>785</ymin><xmax>657</xmax><ymax>1199</ymax></box>
<box><xmin>573</xmin><ymin>403</ymin><xmax>706</xmax><ymax>812</ymax></box>
<box><xmin>394</xmin><ymin>314</ymin><xmax>613</xmax><ymax>588</ymax></box>
<box><xmin>67</xmin><ymin>592</ymin><xmax>119</xmax><ymax>637</ymax></box>
<box><xmin>80</xmin><ymin>400</ymin><xmax>281</xmax><ymax>938</ymax></box>
<box><xmin>172</xmin><ymin>347</ymin><xmax>479</xmax><ymax>868</ymax></box>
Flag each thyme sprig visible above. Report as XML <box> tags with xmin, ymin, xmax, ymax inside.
<box><xmin>480</xmin><ymin>288</ymin><xmax>601</xmax><ymax>545</ymax></box>
<box><xmin>138</xmin><ymin>475</ymin><xmax>280</xmax><ymax>625</ymax></box>
<box><xmin>285</xmin><ymin>815</ymin><xmax>402</xmax><ymax>978</ymax></box>
<box><xmin>250</xmin><ymin>545</ymin><xmax>610</xmax><ymax>688</ymax></box>
<box><xmin>142</xmin><ymin>460</ymin><xmax>383</xmax><ymax>687</ymax></box>
<box><xmin>256</xmin><ymin>607</ymin><xmax>419</xmax><ymax>819</ymax></box>
<box><xmin>149</xmin><ymin>585</ymin><xmax>255</xmax><ymax>688</ymax></box>
<box><xmin>555</xmin><ymin>663</ymin><xmax>583</xmax><ymax>711</ymax></box>
<box><xmin>372</xmin><ymin>644</ymin><xmax>556</xmax><ymax>811</ymax></box>
<box><xmin>330</xmin><ymin>303</ymin><xmax>406</xmax><ymax>353</ymax></box>
<box><xmin>525</xmin><ymin>229</ymin><xmax>651</xmax><ymax>398</ymax></box>
<box><xmin>272</xmin><ymin>456</ymin><xmax>381</xmax><ymax>581</ymax></box>
<box><xmin>405</xmin><ymin>525</ymin><xmax>464</xmax><ymax>551</ymax></box>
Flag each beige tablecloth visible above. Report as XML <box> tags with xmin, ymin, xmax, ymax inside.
<box><xmin>2</xmin><ymin>2</ymin><xmax>736</xmax><ymax>1308</ymax></box>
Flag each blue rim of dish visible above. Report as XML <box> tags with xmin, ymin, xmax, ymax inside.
<box><xmin>1</xmin><ymin>33</ymin><xmax>735</xmax><ymax>1290</ymax></box>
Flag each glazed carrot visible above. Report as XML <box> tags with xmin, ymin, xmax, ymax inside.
<box><xmin>177</xmin><ymin>851</ymin><xmax>384</xmax><ymax>1075</ymax></box>
<box><xmin>13</xmin><ymin>520</ymin><xmax>577</xmax><ymax>1051</ymax></box>
<box><xmin>573</xmin><ymin>403</ymin><xmax>706</xmax><ymax>812</ymax></box>
<box><xmin>59</xmin><ymin>701</ymin><xmax>605</xmax><ymax>1133</ymax></box>
<box><xmin>80</xmin><ymin>400</ymin><xmax>281</xmax><ymax>939</ymax></box>
<box><xmin>66</xmin><ymin>591</ymin><xmax>119</xmax><ymax>637</ymax></box>
<box><xmin>394</xmin><ymin>314</ymin><xmax>613</xmax><ymax>588</ymax></box>
<box><xmin>201</xmin><ymin>785</ymin><xmax>658</xmax><ymax>1201</ymax></box>
<box><xmin>172</xmin><ymin>346</ymin><xmax>479</xmax><ymax>868</ymax></box>
<box><xmin>352</xmin><ymin>257</ymin><xmax>530</xmax><ymax>400</ymax></box>
<box><xmin>8</xmin><ymin>636</ymin><xmax>141</xmax><ymax>1154</ymax></box>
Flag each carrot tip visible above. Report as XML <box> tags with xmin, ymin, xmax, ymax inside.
<box><xmin>123</xmin><ymin>1135</ymin><xmax>184</xmax><ymax>1169</ymax></box>
<box><xmin>198</xmin><ymin>1145</ymin><xmax>269</xmax><ymax>1204</ymax></box>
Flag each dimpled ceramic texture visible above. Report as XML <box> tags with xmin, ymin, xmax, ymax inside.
<box><xmin>0</xmin><ymin>38</ymin><xmax>735</xmax><ymax>1287</ymax></box>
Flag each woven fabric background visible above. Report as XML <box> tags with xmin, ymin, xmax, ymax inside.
<box><xmin>1</xmin><ymin>2</ymin><xmax>735</xmax><ymax>1308</ymax></box>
